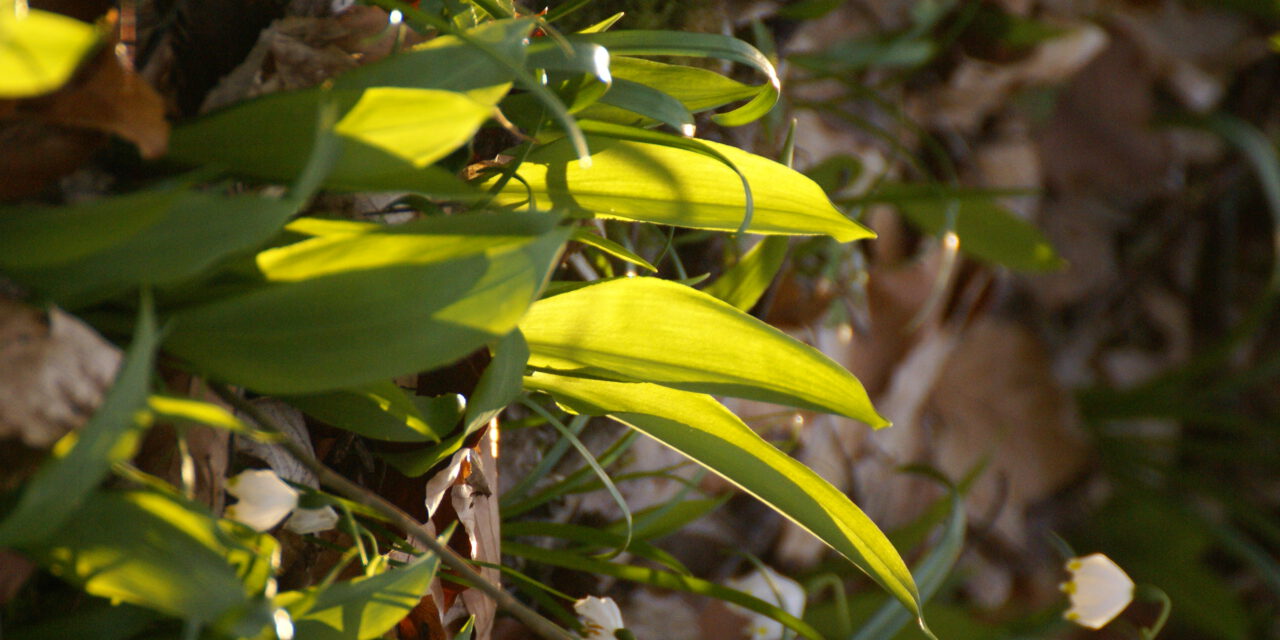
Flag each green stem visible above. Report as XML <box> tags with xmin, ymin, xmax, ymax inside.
<box><xmin>210</xmin><ymin>383</ymin><xmax>577</xmax><ymax>640</ymax></box>
<box><xmin>1137</xmin><ymin>585</ymin><xmax>1172</xmax><ymax>640</ymax></box>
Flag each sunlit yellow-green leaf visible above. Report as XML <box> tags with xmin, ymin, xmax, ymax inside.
<box><xmin>25</xmin><ymin>489</ymin><xmax>274</xmax><ymax>631</ymax></box>
<box><xmin>523</xmin><ymin>372</ymin><xmax>923</xmax><ymax>625</ymax></box>
<box><xmin>280</xmin><ymin>553</ymin><xmax>440</xmax><ymax>640</ymax></box>
<box><xmin>520</xmin><ymin>277</ymin><xmax>886</xmax><ymax>425</ymax></box>
<box><xmin>168</xmin><ymin>19</ymin><xmax>533</xmax><ymax>196</ymax></box>
<box><xmin>0</xmin><ymin>4</ymin><xmax>99</xmax><ymax>97</ymax></box>
<box><xmin>167</xmin><ymin>214</ymin><xmax>569</xmax><ymax>394</ymax></box>
<box><xmin>485</xmin><ymin>135</ymin><xmax>872</xmax><ymax>241</ymax></box>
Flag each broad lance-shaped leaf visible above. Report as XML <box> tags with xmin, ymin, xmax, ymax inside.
<box><xmin>0</xmin><ymin>189</ymin><xmax>298</xmax><ymax>308</ymax></box>
<box><xmin>520</xmin><ymin>277</ymin><xmax>887</xmax><ymax>426</ymax></box>
<box><xmin>483</xmin><ymin>135</ymin><xmax>873</xmax><ymax>242</ymax></box>
<box><xmin>23</xmin><ymin>489</ymin><xmax>275</xmax><ymax>631</ymax></box>
<box><xmin>168</xmin><ymin>19</ymin><xmax>535</xmax><ymax>196</ymax></box>
<box><xmin>279</xmin><ymin>553</ymin><xmax>440</xmax><ymax>640</ymax></box>
<box><xmin>166</xmin><ymin>213</ymin><xmax>569</xmax><ymax>394</ymax></box>
<box><xmin>522</xmin><ymin>372</ymin><xmax>925</xmax><ymax>626</ymax></box>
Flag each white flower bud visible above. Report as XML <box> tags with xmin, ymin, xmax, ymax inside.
<box><xmin>225</xmin><ymin>469</ymin><xmax>299</xmax><ymax>532</ymax></box>
<box><xmin>574</xmin><ymin>595</ymin><xmax>625</xmax><ymax>639</ymax></box>
<box><xmin>1061</xmin><ymin>553</ymin><xmax>1134</xmax><ymax>630</ymax></box>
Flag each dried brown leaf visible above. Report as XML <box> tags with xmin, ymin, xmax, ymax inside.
<box><xmin>0</xmin><ymin>296</ymin><xmax>121</xmax><ymax>449</ymax></box>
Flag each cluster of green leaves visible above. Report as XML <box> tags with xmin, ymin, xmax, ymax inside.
<box><xmin>0</xmin><ymin>1</ymin><xmax>947</xmax><ymax>638</ymax></box>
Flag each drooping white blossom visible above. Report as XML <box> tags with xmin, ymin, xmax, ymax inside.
<box><xmin>574</xmin><ymin>595</ymin><xmax>625</xmax><ymax>639</ymax></box>
<box><xmin>727</xmin><ymin>566</ymin><xmax>806</xmax><ymax>640</ymax></box>
<box><xmin>225</xmin><ymin>469</ymin><xmax>300</xmax><ymax>531</ymax></box>
<box><xmin>1061</xmin><ymin>553</ymin><xmax>1135</xmax><ymax>630</ymax></box>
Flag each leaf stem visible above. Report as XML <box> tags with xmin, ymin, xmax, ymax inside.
<box><xmin>209</xmin><ymin>383</ymin><xmax>577</xmax><ymax>640</ymax></box>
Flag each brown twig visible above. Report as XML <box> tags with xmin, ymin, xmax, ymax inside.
<box><xmin>210</xmin><ymin>383</ymin><xmax>577</xmax><ymax>640</ymax></box>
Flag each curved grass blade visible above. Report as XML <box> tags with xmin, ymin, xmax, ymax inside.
<box><xmin>521</xmin><ymin>398</ymin><xmax>634</xmax><ymax>555</ymax></box>
<box><xmin>522</xmin><ymin>372</ymin><xmax>924</xmax><ymax>629</ymax></box>
<box><xmin>571</xmin><ymin>30</ymin><xmax>780</xmax><ymax>126</ymax></box>
<box><xmin>851</xmin><ymin>468</ymin><xmax>964</xmax><ymax>640</ymax></box>
<box><xmin>167</xmin><ymin>218</ymin><xmax>569</xmax><ymax>394</ymax></box>
<box><xmin>570</xmin><ymin>227</ymin><xmax>658</xmax><ymax>273</ymax></box>
<box><xmin>595</xmin><ymin>78</ymin><xmax>696</xmax><ymax>134</ymax></box>
<box><xmin>503</xmin><ymin>521</ymin><xmax>689</xmax><ymax>575</ymax></box>
<box><xmin>366</xmin><ymin>1</ymin><xmax>592</xmax><ymax>164</ymax></box>
<box><xmin>505</xmin><ymin>541</ymin><xmax>823</xmax><ymax>640</ymax></box>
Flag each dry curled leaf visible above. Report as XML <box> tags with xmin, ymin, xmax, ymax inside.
<box><xmin>0</xmin><ymin>296</ymin><xmax>121</xmax><ymax>448</ymax></box>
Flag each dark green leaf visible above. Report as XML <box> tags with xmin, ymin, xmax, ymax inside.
<box><xmin>0</xmin><ymin>190</ymin><xmax>297</xmax><ymax>308</ymax></box>
<box><xmin>167</xmin><ymin>215</ymin><xmax>569</xmax><ymax>394</ymax></box>
<box><xmin>286</xmin><ymin>383</ymin><xmax>461</xmax><ymax>442</ymax></box>
<box><xmin>504</xmin><ymin>541</ymin><xmax>823</xmax><ymax>640</ymax></box>
<box><xmin>570</xmin><ymin>227</ymin><xmax>657</xmax><ymax>273</ymax></box>
<box><xmin>463</xmin><ymin>329</ymin><xmax>530</xmax><ymax>433</ymax></box>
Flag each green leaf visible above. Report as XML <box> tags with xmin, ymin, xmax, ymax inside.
<box><xmin>0</xmin><ymin>189</ymin><xmax>297</xmax><ymax>308</ymax></box>
<box><xmin>148</xmin><ymin>395</ymin><xmax>258</xmax><ymax>435</ymax></box>
<box><xmin>463</xmin><ymin>329</ymin><xmax>530</xmax><ymax>433</ymax></box>
<box><xmin>583</xmin><ymin>57</ymin><xmax>757</xmax><ymax>121</ymax></box>
<box><xmin>570</xmin><ymin>227</ymin><xmax>657</xmax><ymax>273</ymax></box>
<box><xmin>520</xmin><ymin>277</ymin><xmax>886</xmax><ymax>425</ymax></box>
<box><xmin>169</xmin><ymin>87</ymin><xmax>489</xmax><ymax>197</ymax></box>
<box><xmin>0</xmin><ymin>297</ymin><xmax>158</xmax><ymax>548</ymax></box>
<box><xmin>166</xmin><ymin>214</ymin><xmax>568</xmax><ymax>394</ymax></box>
<box><xmin>703</xmin><ymin>236</ymin><xmax>789</xmax><ymax>311</ymax></box>
<box><xmin>872</xmin><ymin>184</ymin><xmax>1062</xmax><ymax>272</ymax></box>
<box><xmin>522</xmin><ymin>372</ymin><xmax>923</xmax><ymax>628</ymax></box>
<box><xmin>484</xmin><ymin>135</ymin><xmax>873</xmax><ymax>242</ymax></box>
<box><xmin>280</xmin><ymin>552</ymin><xmax>440</xmax><ymax>640</ymax></box>
<box><xmin>0</xmin><ymin>5</ymin><xmax>99</xmax><ymax>97</ymax></box>
<box><xmin>592</xmin><ymin>78</ymin><xmax>695</xmax><ymax>134</ymax></box>
<box><xmin>169</xmin><ymin>19</ymin><xmax>535</xmax><ymax>196</ymax></box>
<box><xmin>23</xmin><ymin>489</ymin><xmax>272</xmax><ymax>629</ymax></box>
<box><xmin>570</xmin><ymin>30</ymin><xmax>779</xmax><ymax>126</ymax></box>
<box><xmin>286</xmin><ymin>383</ymin><xmax>461</xmax><ymax>443</ymax></box>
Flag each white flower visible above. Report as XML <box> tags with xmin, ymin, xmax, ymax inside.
<box><xmin>1061</xmin><ymin>553</ymin><xmax>1135</xmax><ymax>630</ymax></box>
<box><xmin>284</xmin><ymin>506</ymin><xmax>340</xmax><ymax>534</ymax></box>
<box><xmin>574</xmin><ymin>596</ymin><xmax>624</xmax><ymax>639</ymax></box>
<box><xmin>225</xmin><ymin>469</ymin><xmax>300</xmax><ymax>531</ymax></box>
<box><xmin>727</xmin><ymin>566</ymin><xmax>806</xmax><ymax>640</ymax></box>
